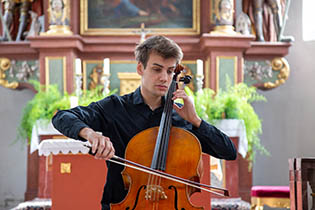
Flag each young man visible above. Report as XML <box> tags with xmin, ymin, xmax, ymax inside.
<box><xmin>52</xmin><ymin>35</ymin><xmax>237</xmax><ymax>210</ymax></box>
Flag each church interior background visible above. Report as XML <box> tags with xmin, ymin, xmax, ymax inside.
<box><xmin>1</xmin><ymin>0</ymin><xmax>315</xmax><ymax>209</ymax></box>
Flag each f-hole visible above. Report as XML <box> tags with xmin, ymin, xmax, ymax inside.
<box><xmin>126</xmin><ymin>185</ymin><xmax>146</xmax><ymax>210</ymax></box>
<box><xmin>168</xmin><ymin>185</ymin><xmax>185</xmax><ymax>210</ymax></box>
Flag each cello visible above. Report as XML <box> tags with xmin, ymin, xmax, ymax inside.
<box><xmin>89</xmin><ymin>64</ymin><xmax>229</xmax><ymax>209</ymax></box>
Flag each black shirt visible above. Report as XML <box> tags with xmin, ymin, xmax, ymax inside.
<box><xmin>52</xmin><ymin>87</ymin><xmax>237</xmax><ymax>210</ymax></box>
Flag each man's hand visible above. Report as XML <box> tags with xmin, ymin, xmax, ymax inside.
<box><xmin>172</xmin><ymin>89</ymin><xmax>202</xmax><ymax>128</ymax></box>
<box><xmin>79</xmin><ymin>127</ymin><xmax>115</xmax><ymax>160</ymax></box>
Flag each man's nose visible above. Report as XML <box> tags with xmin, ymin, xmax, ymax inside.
<box><xmin>159</xmin><ymin>70</ymin><xmax>168</xmax><ymax>81</ymax></box>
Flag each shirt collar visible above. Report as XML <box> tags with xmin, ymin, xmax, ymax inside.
<box><xmin>132</xmin><ymin>87</ymin><xmax>166</xmax><ymax>107</ymax></box>
<box><xmin>133</xmin><ymin>87</ymin><xmax>144</xmax><ymax>105</ymax></box>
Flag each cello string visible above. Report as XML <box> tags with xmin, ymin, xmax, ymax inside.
<box><xmin>151</xmin><ymin>79</ymin><xmax>175</xmax><ymax>202</ymax></box>
<box><xmin>83</xmin><ymin>144</ymin><xmax>228</xmax><ymax>194</ymax></box>
<box><xmin>108</xmin><ymin>158</ymin><xmax>227</xmax><ymax>197</ymax></box>
<box><xmin>158</xmin><ymin>79</ymin><xmax>175</xmax><ymax>170</ymax></box>
<box><xmin>154</xmin><ymin>80</ymin><xmax>175</xmax><ymax>202</ymax></box>
<box><xmin>112</xmin><ymin>154</ymin><xmax>229</xmax><ymax>194</ymax></box>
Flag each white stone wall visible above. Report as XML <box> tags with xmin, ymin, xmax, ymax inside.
<box><xmin>0</xmin><ymin>88</ymin><xmax>33</xmax><ymax>210</ymax></box>
<box><xmin>252</xmin><ymin>0</ymin><xmax>315</xmax><ymax>187</ymax></box>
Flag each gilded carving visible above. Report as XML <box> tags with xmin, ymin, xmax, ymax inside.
<box><xmin>251</xmin><ymin>197</ymin><xmax>290</xmax><ymax>209</ymax></box>
<box><xmin>117</xmin><ymin>72</ymin><xmax>141</xmax><ymax>96</ymax></box>
<box><xmin>244</xmin><ymin>57</ymin><xmax>290</xmax><ymax>90</ymax></box>
<box><xmin>0</xmin><ymin>58</ymin><xmax>18</xmax><ymax>89</ymax></box>
<box><xmin>264</xmin><ymin>57</ymin><xmax>290</xmax><ymax>89</ymax></box>
<box><xmin>60</xmin><ymin>162</ymin><xmax>71</xmax><ymax>174</ymax></box>
<box><xmin>89</xmin><ymin>64</ymin><xmax>104</xmax><ymax>90</ymax></box>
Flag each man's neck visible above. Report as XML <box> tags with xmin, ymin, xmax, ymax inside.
<box><xmin>141</xmin><ymin>89</ymin><xmax>162</xmax><ymax>111</ymax></box>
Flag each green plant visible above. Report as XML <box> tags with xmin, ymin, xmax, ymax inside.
<box><xmin>186</xmin><ymin>79</ymin><xmax>269</xmax><ymax>167</ymax></box>
<box><xmin>17</xmin><ymin>80</ymin><xmax>116</xmax><ymax>143</ymax></box>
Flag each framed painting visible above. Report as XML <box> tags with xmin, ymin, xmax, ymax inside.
<box><xmin>80</xmin><ymin>0</ymin><xmax>200</xmax><ymax>35</ymax></box>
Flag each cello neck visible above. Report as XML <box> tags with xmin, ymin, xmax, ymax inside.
<box><xmin>150</xmin><ymin>67</ymin><xmax>181</xmax><ymax>171</ymax></box>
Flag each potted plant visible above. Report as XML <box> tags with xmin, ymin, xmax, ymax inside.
<box><xmin>17</xmin><ymin>80</ymin><xmax>116</xmax><ymax>143</ymax></box>
<box><xmin>186</xmin><ymin>79</ymin><xmax>269</xmax><ymax>168</ymax></box>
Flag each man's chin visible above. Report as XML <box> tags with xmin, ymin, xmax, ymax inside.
<box><xmin>155</xmin><ymin>90</ymin><xmax>167</xmax><ymax>97</ymax></box>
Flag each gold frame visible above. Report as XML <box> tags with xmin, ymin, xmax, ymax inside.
<box><xmin>216</xmin><ymin>56</ymin><xmax>237</xmax><ymax>91</ymax></box>
<box><xmin>45</xmin><ymin>56</ymin><xmax>67</xmax><ymax>92</ymax></box>
<box><xmin>80</xmin><ymin>0</ymin><xmax>200</xmax><ymax>35</ymax></box>
<box><xmin>82</xmin><ymin>60</ymin><xmax>104</xmax><ymax>91</ymax></box>
<box><xmin>205</xmin><ymin>57</ymin><xmax>210</xmax><ymax>88</ymax></box>
<box><xmin>82</xmin><ymin>60</ymin><xmax>138</xmax><ymax>91</ymax></box>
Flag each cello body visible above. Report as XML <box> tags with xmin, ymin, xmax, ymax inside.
<box><xmin>110</xmin><ymin>126</ymin><xmax>204</xmax><ymax>210</ymax></box>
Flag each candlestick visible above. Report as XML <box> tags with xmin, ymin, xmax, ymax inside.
<box><xmin>75</xmin><ymin>74</ymin><xmax>82</xmax><ymax>97</ymax></box>
<box><xmin>196</xmin><ymin>59</ymin><xmax>204</xmax><ymax>92</ymax></box>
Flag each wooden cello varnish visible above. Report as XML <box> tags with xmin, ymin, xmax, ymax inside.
<box><xmin>110</xmin><ymin>65</ymin><xmax>204</xmax><ymax>210</ymax></box>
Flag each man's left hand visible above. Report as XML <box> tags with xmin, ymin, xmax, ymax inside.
<box><xmin>172</xmin><ymin>89</ymin><xmax>201</xmax><ymax>128</ymax></box>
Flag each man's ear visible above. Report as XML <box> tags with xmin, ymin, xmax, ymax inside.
<box><xmin>137</xmin><ymin>62</ymin><xmax>144</xmax><ymax>75</ymax></box>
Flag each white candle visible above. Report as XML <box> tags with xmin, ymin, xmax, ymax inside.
<box><xmin>70</xmin><ymin>96</ymin><xmax>78</xmax><ymax>108</ymax></box>
<box><xmin>75</xmin><ymin>58</ymin><xmax>82</xmax><ymax>75</ymax></box>
<box><xmin>196</xmin><ymin>59</ymin><xmax>203</xmax><ymax>76</ymax></box>
<box><xmin>103</xmin><ymin>58</ymin><xmax>110</xmax><ymax>75</ymax></box>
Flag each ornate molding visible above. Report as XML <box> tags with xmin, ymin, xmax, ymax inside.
<box><xmin>251</xmin><ymin>197</ymin><xmax>290</xmax><ymax>209</ymax></box>
<box><xmin>0</xmin><ymin>58</ymin><xmax>18</xmax><ymax>89</ymax></box>
<box><xmin>0</xmin><ymin>58</ymin><xmax>39</xmax><ymax>90</ymax></box>
<box><xmin>244</xmin><ymin>57</ymin><xmax>290</xmax><ymax>90</ymax></box>
<box><xmin>117</xmin><ymin>72</ymin><xmax>141</xmax><ymax>96</ymax></box>
<box><xmin>264</xmin><ymin>57</ymin><xmax>290</xmax><ymax>89</ymax></box>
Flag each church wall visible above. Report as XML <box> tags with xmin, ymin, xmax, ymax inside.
<box><xmin>252</xmin><ymin>0</ymin><xmax>315</xmax><ymax>187</ymax></box>
<box><xmin>0</xmin><ymin>88</ymin><xmax>34</xmax><ymax>209</ymax></box>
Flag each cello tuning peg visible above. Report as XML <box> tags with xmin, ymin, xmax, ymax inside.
<box><xmin>179</xmin><ymin>75</ymin><xmax>191</xmax><ymax>85</ymax></box>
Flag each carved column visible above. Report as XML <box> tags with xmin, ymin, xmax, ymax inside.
<box><xmin>200</xmin><ymin>34</ymin><xmax>254</xmax><ymax>91</ymax></box>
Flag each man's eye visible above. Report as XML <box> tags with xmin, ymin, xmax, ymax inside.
<box><xmin>167</xmin><ymin>70</ymin><xmax>174</xmax><ymax>74</ymax></box>
<box><xmin>153</xmin><ymin>68</ymin><xmax>161</xmax><ymax>72</ymax></box>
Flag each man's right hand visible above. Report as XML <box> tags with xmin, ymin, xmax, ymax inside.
<box><xmin>79</xmin><ymin>127</ymin><xmax>115</xmax><ymax>160</ymax></box>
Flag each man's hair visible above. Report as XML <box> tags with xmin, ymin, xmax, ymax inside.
<box><xmin>135</xmin><ymin>35</ymin><xmax>183</xmax><ymax>68</ymax></box>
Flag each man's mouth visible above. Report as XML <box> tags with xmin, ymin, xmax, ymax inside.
<box><xmin>156</xmin><ymin>85</ymin><xmax>168</xmax><ymax>90</ymax></box>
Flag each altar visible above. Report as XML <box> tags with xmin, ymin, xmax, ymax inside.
<box><xmin>28</xmin><ymin>119</ymin><xmax>250</xmax><ymax>209</ymax></box>
<box><xmin>0</xmin><ymin>0</ymin><xmax>293</xmax><ymax>208</ymax></box>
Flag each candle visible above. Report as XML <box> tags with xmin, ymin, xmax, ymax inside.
<box><xmin>70</xmin><ymin>96</ymin><xmax>78</xmax><ymax>108</ymax></box>
<box><xmin>75</xmin><ymin>58</ymin><xmax>81</xmax><ymax>75</ymax></box>
<box><xmin>197</xmin><ymin>59</ymin><xmax>203</xmax><ymax>76</ymax></box>
<box><xmin>103</xmin><ymin>58</ymin><xmax>110</xmax><ymax>75</ymax></box>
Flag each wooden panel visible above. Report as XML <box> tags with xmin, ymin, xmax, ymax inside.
<box><xmin>52</xmin><ymin>154</ymin><xmax>107</xmax><ymax>210</ymax></box>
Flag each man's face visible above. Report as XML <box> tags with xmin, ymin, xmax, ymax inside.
<box><xmin>137</xmin><ymin>52</ymin><xmax>177</xmax><ymax>98</ymax></box>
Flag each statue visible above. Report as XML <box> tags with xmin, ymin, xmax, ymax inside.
<box><xmin>243</xmin><ymin>0</ymin><xmax>293</xmax><ymax>42</ymax></box>
<box><xmin>0</xmin><ymin>0</ymin><xmax>43</xmax><ymax>41</ymax></box>
<box><xmin>26</xmin><ymin>10</ymin><xmax>42</xmax><ymax>38</ymax></box>
<box><xmin>211</xmin><ymin>0</ymin><xmax>237</xmax><ymax>35</ymax></box>
<box><xmin>236</xmin><ymin>12</ymin><xmax>251</xmax><ymax>35</ymax></box>
<box><xmin>49</xmin><ymin>0</ymin><xmax>68</xmax><ymax>25</ymax></box>
<box><xmin>217</xmin><ymin>0</ymin><xmax>233</xmax><ymax>25</ymax></box>
<box><xmin>43</xmin><ymin>0</ymin><xmax>72</xmax><ymax>35</ymax></box>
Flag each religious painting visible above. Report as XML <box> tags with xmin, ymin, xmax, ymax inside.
<box><xmin>80</xmin><ymin>0</ymin><xmax>200</xmax><ymax>35</ymax></box>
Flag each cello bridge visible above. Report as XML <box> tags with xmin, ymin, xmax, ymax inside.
<box><xmin>145</xmin><ymin>185</ymin><xmax>168</xmax><ymax>201</ymax></box>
